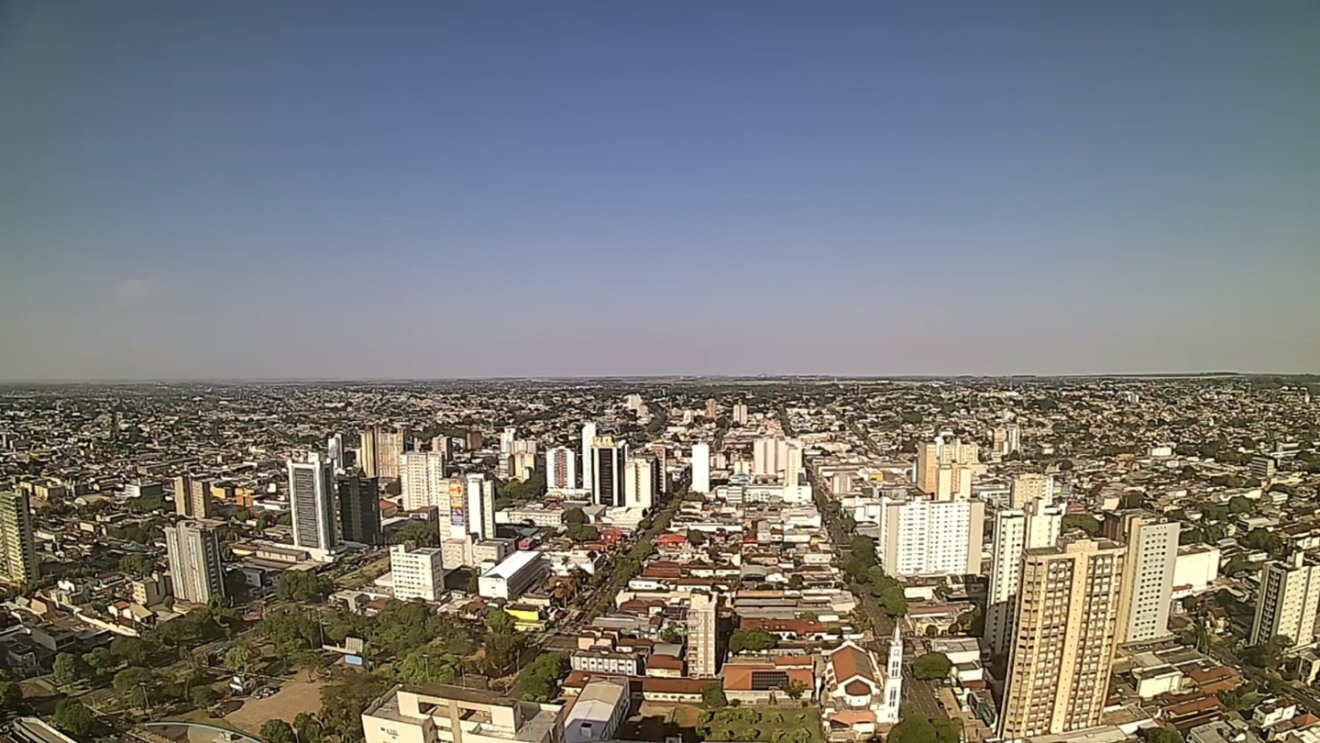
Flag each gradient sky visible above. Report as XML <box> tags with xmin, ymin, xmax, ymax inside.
<box><xmin>3</xmin><ymin>1</ymin><xmax>1318</xmax><ymax>380</ymax></box>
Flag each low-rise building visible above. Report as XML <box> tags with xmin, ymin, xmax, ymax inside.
<box><xmin>361</xmin><ymin>684</ymin><xmax>564</xmax><ymax>743</ymax></box>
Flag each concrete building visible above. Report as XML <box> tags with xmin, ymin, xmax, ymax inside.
<box><xmin>1105</xmin><ymin>512</ymin><xmax>1179</xmax><ymax>644</ymax></box>
<box><xmin>338</xmin><ymin>471</ymin><xmax>382</xmax><ymax>546</ymax></box>
<box><xmin>753</xmin><ymin>437</ymin><xmax>790</xmax><ymax>477</ymax></box>
<box><xmin>1250</xmin><ymin>552</ymin><xmax>1320</xmax><ymax>651</ymax></box>
<box><xmin>999</xmin><ymin>538</ymin><xmax>1126</xmax><ymax>740</ymax></box>
<box><xmin>362</xmin><ymin>426</ymin><xmax>407</xmax><ymax>480</ymax></box>
<box><xmin>0</xmin><ymin>490</ymin><xmax>39</xmax><ymax>584</ymax></box>
<box><xmin>1250</xmin><ymin>455</ymin><xmax>1278</xmax><ymax>481</ymax></box>
<box><xmin>173</xmin><ymin>475</ymin><xmax>214</xmax><ymax>519</ymax></box>
<box><xmin>361</xmin><ymin>684</ymin><xmax>564</xmax><ymax>743</ymax></box>
<box><xmin>590</xmin><ymin>436</ymin><xmax>627</xmax><ymax>508</ymax></box>
<box><xmin>464</xmin><ymin>474</ymin><xmax>496</xmax><ymax>542</ymax></box>
<box><xmin>686</xmin><ymin>591</ymin><xmax>719</xmax><ymax>677</ymax></box>
<box><xmin>915</xmin><ymin>436</ymin><xmax>978</xmax><ymax>500</ymax></box>
<box><xmin>624</xmin><ymin>456</ymin><xmax>656</xmax><ymax>511</ymax></box>
<box><xmin>877</xmin><ymin>496</ymin><xmax>985</xmax><ymax>577</ymax></box>
<box><xmin>580</xmin><ymin>422</ymin><xmax>597</xmax><ymax>492</ymax></box>
<box><xmin>820</xmin><ymin>627</ymin><xmax>903</xmax><ymax>739</ymax></box>
<box><xmin>1010</xmin><ymin>473</ymin><xmax>1055</xmax><ymax>509</ymax></box>
<box><xmin>401</xmin><ymin>451</ymin><xmax>450</xmax><ymax>512</ymax></box>
<box><xmin>390</xmin><ymin>543</ymin><xmax>447</xmax><ymax>602</ymax></box>
<box><xmin>691</xmin><ymin>443</ymin><xmax>711</xmax><ymax>494</ymax></box>
<box><xmin>164</xmin><ymin>520</ymin><xmax>225</xmax><ymax>604</ymax></box>
<box><xmin>478</xmin><ymin>550</ymin><xmax>546</xmax><ymax>601</ymax></box>
<box><xmin>546</xmin><ymin>446</ymin><xmax>576</xmax><ymax>491</ymax></box>
<box><xmin>564</xmin><ymin>679</ymin><xmax>629</xmax><ymax>743</ymax></box>
<box><xmin>288</xmin><ymin>453</ymin><xmax>340</xmax><ymax>561</ymax></box>
<box><xmin>732</xmin><ymin>403</ymin><xmax>748</xmax><ymax>426</ymax></box>
<box><xmin>1173</xmin><ymin>545</ymin><xmax>1221</xmax><ymax>600</ymax></box>
<box><xmin>986</xmin><ymin>498</ymin><xmax>1064</xmax><ymax>657</ymax></box>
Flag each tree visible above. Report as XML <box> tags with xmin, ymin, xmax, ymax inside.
<box><xmin>224</xmin><ymin>570</ymin><xmax>252</xmax><ymax>605</ymax></box>
<box><xmin>53</xmin><ymin>699</ymin><xmax>96</xmax><ymax>738</ymax></box>
<box><xmin>879</xmin><ymin>585</ymin><xmax>908</xmax><ymax>617</ymax></box>
<box><xmin>486</xmin><ymin>609</ymin><xmax>516</xmax><ymax>635</ymax></box>
<box><xmin>890</xmin><ymin>716</ymin><xmax>960</xmax><ymax>743</ymax></box>
<box><xmin>224</xmin><ymin>642</ymin><xmax>260</xmax><ymax>676</ymax></box>
<box><xmin>785</xmin><ymin>678</ymin><xmax>809</xmax><ymax>701</ymax></box>
<box><xmin>82</xmin><ymin>647</ymin><xmax>116</xmax><ymax>676</ymax></box>
<box><xmin>1061</xmin><ymin>514</ymin><xmax>1101</xmax><ymax>537</ymax></box>
<box><xmin>398</xmin><ymin>648</ymin><xmax>462</xmax><ymax>685</ymax></box>
<box><xmin>687</xmin><ymin>529</ymin><xmax>707</xmax><ymax>546</ymax></box>
<box><xmin>1229</xmin><ymin>496</ymin><xmax>1254</xmax><ymax>515</ymax></box>
<box><xmin>566</xmin><ymin>523</ymin><xmax>601</xmax><ymax>542</ymax></box>
<box><xmin>390</xmin><ymin>521</ymin><xmax>441</xmax><ymax>548</ymax></box>
<box><xmin>729</xmin><ymin>629</ymin><xmax>777</xmax><ymax>654</ymax></box>
<box><xmin>564</xmin><ymin>508</ymin><xmax>587</xmax><ymax>526</ymax></box>
<box><xmin>52</xmin><ymin>652</ymin><xmax>84</xmax><ymax>687</ymax></box>
<box><xmin>110</xmin><ymin>636</ymin><xmax>152</xmax><ymax>666</ymax></box>
<box><xmin>319</xmin><ymin>669</ymin><xmax>392</xmax><ymax>742</ymax></box>
<box><xmin>516</xmin><ymin>653</ymin><xmax>569</xmax><ymax>702</ymax></box>
<box><xmin>1138</xmin><ymin>727</ymin><xmax>1184</xmax><ymax>743</ymax></box>
<box><xmin>190</xmin><ymin>684</ymin><xmax>219</xmax><ymax>708</ymax></box>
<box><xmin>912</xmin><ymin>652</ymin><xmax>953</xmax><ymax>680</ymax></box>
<box><xmin>0</xmin><ymin>676</ymin><xmax>21</xmax><ymax>718</ymax></box>
<box><xmin>1244</xmin><ymin>528</ymin><xmax>1282</xmax><ymax>555</ymax></box>
<box><xmin>118</xmin><ymin>553</ymin><xmax>156</xmax><ymax>579</ymax></box>
<box><xmin>1244</xmin><ymin>634</ymin><xmax>1292</xmax><ymax>668</ymax></box>
<box><xmin>294</xmin><ymin>712</ymin><xmax>326</xmax><ymax>743</ymax></box>
<box><xmin>276</xmin><ymin>571</ymin><xmax>335</xmax><ymax>603</ymax></box>
<box><xmin>113</xmin><ymin>667</ymin><xmax>160</xmax><ymax>710</ymax></box>
<box><xmin>260</xmin><ymin>719</ymin><xmax>297</xmax><ymax>743</ymax></box>
<box><xmin>702</xmin><ymin>681</ymin><xmax>728</xmax><ymax>708</ymax></box>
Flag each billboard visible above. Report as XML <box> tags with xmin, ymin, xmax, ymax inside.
<box><xmin>448</xmin><ymin>480</ymin><xmax>466</xmax><ymax>527</ymax></box>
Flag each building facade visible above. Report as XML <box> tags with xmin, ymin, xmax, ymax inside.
<box><xmin>338</xmin><ymin>472</ymin><xmax>382</xmax><ymax>545</ymax></box>
<box><xmin>390</xmin><ymin>543</ymin><xmax>447</xmax><ymax>601</ymax></box>
<box><xmin>591</xmin><ymin>436</ymin><xmax>627</xmax><ymax>508</ymax></box>
<box><xmin>400</xmin><ymin>451</ymin><xmax>449</xmax><ymax>512</ymax></box>
<box><xmin>691</xmin><ymin>443</ymin><xmax>711</xmax><ymax>494</ymax></box>
<box><xmin>1106</xmin><ymin>512</ymin><xmax>1179</xmax><ymax>644</ymax></box>
<box><xmin>985</xmin><ymin>498</ymin><xmax>1064</xmax><ymax>657</ymax></box>
<box><xmin>0</xmin><ymin>490</ymin><xmax>39</xmax><ymax>584</ymax></box>
<box><xmin>878</xmin><ymin>496</ymin><xmax>985</xmax><ymax>577</ymax></box>
<box><xmin>1250</xmin><ymin>552</ymin><xmax>1320</xmax><ymax>651</ymax></box>
<box><xmin>288</xmin><ymin>453</ymin><xmax>340</xmax><ymax>560</ymax></box>
<box><xmin>164</xmin><ymin>520</ymin><xmax>225</xmax><ymax>604</ymax></box>
<box><xmin>686</xmin><ymin>591</ymin><xmax>719</xmax><ymax>677</ymax></box>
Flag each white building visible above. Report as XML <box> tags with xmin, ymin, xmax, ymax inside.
<box><xmin>820</xmin><ymin>626</ymin><xmax>902</xmax><ymax>739</ymax></box>
<box><xmin>546</xmin><ymin>446</ymin><xmax>577</xmax><ymax>491</ymax></box>
<box><xmin>464</xmin><ymin>474</ymin><xmax>497</xmax><ymax>542</ymax></box>
<box><xmin>685</xmin><ymin>591</ymin><xmax>718</xmax><ymax>677</ymax></box>
<box><xmin>1250</xmin><ymin>552</ymin><xmax>1320</xmax><ymax>651</ymax></box>
<box><xmin>390</xmin><ymin>543</ymin><xmax>447</xmax><ymax>602</ymax></box>
<box><xmin>985</xmin><ymin>498</ymin><xmax>1064</xmax><ymax>657</ymax></box>
<box><xmin>1112</xmin><ymin>514</ymin><xmax>1180</xmax><ymax>644</ymax></box>
<box><xmin>400</xmin><ymin>451</ymin><xmax>449</xmax><ymax>512</ymax></box>
<box><xmin>164</xmin><ymin>520</ymin><xmax>225</xmax><ymax>604</ymax></box>
<box><xmin>565</xmin><ymin>679</ymin><xmax>629</xmax><ymax>743</ymax></box>
<box><xmin>691</xmin><ymin>443</ymin><xmax>711</xmax><ymax>494</ymax></box>
<box><xmin>1173</xmin><ymin>545</ymin><xmax>1221</xmax><ymax>600</ymax></box>
<box><xmin>361</xmin><ymin>685</ymin><xmax>562</xmax><ymax>743</ymax></box>
<box><xmin>580</xmin><ymin>422</ymin><xmax>597</xmax><ymax>491</ymax></box>
<box><xmin>877</xmin><ymin>496</ymin><xmax>984</xmax><ymax>577</ymax></box>
<box><xmin>478</xmin><ymin>550</ymin><xmax>546</xmax><ymax>601</ymax></box>
<box><xmin>624</xmin><ymin>457</ymin><xmax>655</xmax><ymax>511</ymax></box>
<box><xmin>287</xmin><ymin>453</ymin><xmax>340</xmax><ymax>561</ymax></box>
<box><xmin>732</xmin><ymin>403</ymin><xmax>748</xmax><ymax>426</ymax></box>
<box><xmin>753</xmin><ymin>437</ymin><xmax>791</xmax><ymax>477</ymax></box>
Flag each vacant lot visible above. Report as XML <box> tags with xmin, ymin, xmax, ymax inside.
<box><xmin>224</xmin><ymin>675</ymin><xmax>324</xmax><ymax>734</ymax></box>
<box><xmin>622</xmin><ymin>703</ymin><xmax>822</xmax><ymax>743</ymax></box>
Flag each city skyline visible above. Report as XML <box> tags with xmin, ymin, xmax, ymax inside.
<box><xmin>4</xmin><ymin>1</ymin><xmax>1318</xmax><ymax>381</ymax></box>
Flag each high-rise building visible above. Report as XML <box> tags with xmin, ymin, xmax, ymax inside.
<box><xmin>1010</xmin><ymin>473</ymin><xmax>1055</xmax><ymax>510</ymax></box>
<box><xmin>650</xmin><ymin>442</ymin><xmax>668</xmax><ymax>495</ymax></box>
<box><xmin>999</xmin><ymin>539</ymin><xmax>1126</xmax><ymax>740</ymax></box>
<box><xmin>338</xmin><ymin>472</ymin><xmax>382</xmax><ymax>546</ymax></box>
<box><xmin>400</xmin><ymin>451</ymin><xmax>449</xmax><ymax>512</ymax></box>
<box><xmin>359</xmin><ymin>430</ymin><xmax>378</xmax><ymax>478</ymax></box>
<box><xmin>376</xmin><ymin>427</ymin><xmax>406</xmax><ymax>480</ymax></box>
<box><xmin>1250</xmin><ymin>552</ymin><xmax>1320</xmax><ymax>651</ymax></box>
<box><xmin>1250</xmin><ymin>455</ymin><xmax>1278</xmax><ymax>481</ymax></box>
<box><xmin>1006</xmin><ymin>424</ymin><xmax>1022</xmax><ymax>454</ymax></box>
<box><xmin>591</xmin><ymin>436</ymin><xmax>627</xmax><ymax>507</ymax></box>
<box><xmin>705</xmin><ymin>399</ymin><xmax>718</xmax><ymax>420</ymax></box>
<box><xmin>499</xmin><ymin>426</ymin><xmax>518</xmax><ymax>456</ymax></box>
<box><xmin>752</xmin><ymin>437</ymin><xmax>790</xmax><ymax>477</ymax></box>
<box><xmin>327</xmin><ymin>434</ymin><xmax>344</xmax><ymax>472</ymax></box>
<box><xmin>173</xmin><ymin>475</ymin><xmax>214</xmax><ymax>519</ymax></box>
<box><xmin>546</xmin><ymin>446</ymin><xmax>577</xmax><ymax>491</ymax></box>
<box><xmin>1105</xmin><ymin>512</ymin><xmax>1179</xmax><ymax>644</ymax></box>
<box><xmin>877</xmin><ymin>496</ymin><xmax>985</xmax><ymax>577</ymax></box>
<box><xmin>465</xmin><ymin>474</ymin><xmax>496</xmax><ymax>541</ymax></box>
<box><xmin>390</xmin><ymin>543</ymin><xmax>447</xmax><ymax>602</ymax></box>
<box><xmin>288</xmin><ymin>453</ymin><xmax>340</xmax><ymax>559</ymax></box>
<box><xmin>915</xmin><ymin>436</ymin><xmax>979</xmax><ymax>499</ymax></box>
<box><xmin>691</xmin><ymin>443</ymin><xmax>711</xmax><ymax>494</ymax></box>
<box><xmin>732</xmin><ymin>403</ymin><xmax>748</xmax><ymax>426</ymax></box>
<box><xmin>783</xmin><ymin>444</ymin><xmax>802</xmax><ymax>487</ymax></box>
<box><xmin>985</xmin><ymin>499</ymin><xmax>1064</xmax><ymax>657</ymax></box>
<box><xmin>686</xmin><ymin>591</ymin><xmax>719</xmax><ymax>677</ymax></box>
<box><xmin>580</xmin><ymin>423</ymin><xmax>598</xmax><ymax>491</ymax></box>
<box><xmin>624</xmin><ymin>456</ymin><xmax>656</xmax><ymax>510</ymax></box>
<box><xmin>164</xmin><ymin>520</ymin><xmax>225</xmax><ymax>604</ymax></box>
<box><xmin>0</xmin><ymin>490</ymin><xmax>38</xmax><ymax>584</ymax></box>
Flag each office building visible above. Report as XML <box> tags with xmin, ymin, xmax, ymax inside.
<box><xmin>1010</xmin><ymin>473</ymin><xmax>1055</xmax><ymax>510</ymax></box>
<box><xmin>1250</xmin><ymin>552</ymin><xmax>1320</xmax><ymax>651</ymax></box>
<box><xmin>591</xmin><ymin>436</ymin><xmax>627</xmax><ymax>508</ymax></box>
<box><xmin>650</xmin><ymin>442</ymin><xmax>668</xmax><ymax>495</ymax></box>
<box><xmin>338</xmin><ymin>472</ymin><xmax>382</xmax><ymax>546</ymax></box>
<box><xmin>624</xmin><ymin>456</ymin><xmax>656</xmax><ymax>510</ymax></box>
<box><xmin>361</xmin><ymin>427</ymin><xmax>407</xmax><ymax>480</ymax></box>
<box><xmin>400</xmin><ymin>451</ymin><xmax>449</xmax><ymax>512</ymax></box>
<box><xmin>580</xmin><ymin>422</ymin><xmax>598</xmax><ymax>492</ymax></box>
<box><xmin>1105</xmin><ymin>512</ymin><xmax>1179</xmax><ymax>644</ymax></box>
<box><xmin>173</xmin><ymin>475</ymin><xmax>213</xmax><ymax>519</ymax></box>
<box><xmin>999</xmin><ymin>539</ymin><xmax>1126</xmax><ymax>740</ymax></box>
<box><xmin>288</xmin><ymin>453</ymin><xmax>340</xmax><ymax>560</ymax></box>
<box><xmin>691</xmin><ymin>443</ymin><xmax>711</xmax><ymax>494</ymax></box>
<box><xmin>546</xmin><ymin>446</ymin><xmax>576</xmax><ymax>491</ymax></box>
<box><xmin>164</xmin><ymin>520</ymin><xmax>224</xmax><ymax>604</ymax></box>
<box><xmin>686</xmin><ymin>591</ymin><xmax>719</xmax><ymax>677</ymax></box>
<box><xmin>1251</xmin><ymin>455</ymin><xmax>1278</xmax><ymax>481</ymax></box>
<box><xmin>361</xmin><ymin>684</ymin><xmax>563</xmax><ymax>743</ymax></box>
<box><xmin>915</xmin><ymin>436</ymin><xmax>978</xmax><ymax>500</ymax></box>
<box><xmin>327</xmin><ymin>434</ymin><xmax>344</xmax><ymax>472</ymax></box>
<box><xmin>464</xmin><ymin>473</ymin><xmax>496</xmax><ymax>541</ymax></box>
<box><xmin>986</xmin><ymin>498</ymin><xmax>1064</xmax><ymax>657</ymax></box>
<box><xmin>390</xmin><ymin>543</ymin><xmax>447</xmax><ymax>602</ymax></box>
<box><xmin>478</xmin><ymin>550</ymin><xmax>546</xmax><ymax>600</ymax></box>
<box><xmin>877</xmin><ymin>496</ymin><xmax>985</xmax><ymax>577</ymax></box>
<box><xmin>0</xmin><ymin>490</ymin><xmax>38</xmax><ymax>584</ymax></box>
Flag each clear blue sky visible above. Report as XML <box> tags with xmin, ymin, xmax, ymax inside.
<box><xmin>3</xmin><ymin>1</ymin><xmax>1318</xmax><ymax>380</ymax></box>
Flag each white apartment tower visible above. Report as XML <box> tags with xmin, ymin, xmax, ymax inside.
<box><xmin>546</xmin><ymin>446</ymin><xmax>577</xmax><ymax>491</ymax></box>
<box><xmin>164</xmin><ymin>520</ymin><xmax>225</xmax><ymax>604</ymax></box>
<box><xmin>986</xmin><ymin>498</ymin><xmax>1064</xmax><ymax>657</ymax></box>
<box><xmin>580</xmin><ymin>422</ymin><xmax>598</xmax><ymax>491</ymax></box>
<box><xmin>288</xmin><ymin>453</ymin><xmax>340</xmax><ymax>560</ymax></box>
<box><xmin>400</xmin><ymin>451</ymin><xmax>449</xmax><ymax>512</ymax></box>
<box><xmin>877</xmin><ymin>496</ymin><xmax>985</xmax><ymax>577</ymax></box>
<box><xmin>624</xmin><ymin>457</ymin><xmax>655</xmax><ymax>511</ymax></box>
<box><xmin>1251</xmin><ymin>552</ymin><xmax>1320</xmax><ymax>651</ymax></box>
<box><xmin>390</xmin><ymin>543</ymin><xmax>447</xmax><ymax>602</ymax></box>
<box><xmin>686</xmin><ymin>592</ymin><xmax>719</xmax><ymax>677</ymax></box>
<box><xmin>464</xmin><ymin>473</ymin><xmax>496</xmax><ymax>542</ymax></box>
<box><xmin>691</xmin><ymin>443</ymin><xmax>711</xmax><ymax>494</ymax></box>
<box><xmin>1106</xmin><ymin>513</ymin><xmax>1179</xmax><ymax>644</ymax></box>
<box><xmin>753</xmin><ymin>437</ymin><xmax>791</xmax><ymax>477</ymax></box>
<box><xmin>1010</xmin><ymin>473</ymin><xmax>1055</xmax><ymax>509</ymax></box>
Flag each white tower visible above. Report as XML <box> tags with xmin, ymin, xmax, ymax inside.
<box><xmin>881</xmin><ymin>624</ymin><xmax>903</xmax><ymax>724</ymax></box>
<box><xmin>580</xmin><ymin>422</ymin><xmax>597</xmax><ymax>491</ymax></box>
<box><xmin>691</xmin><ymin>443</ymin><xmax>711</xmax><ymax>494</ymax></box>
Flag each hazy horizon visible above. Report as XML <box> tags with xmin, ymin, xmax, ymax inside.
<box><xmin>4</xmin><ymin>1</ymin><xmax>1319</xmax><ymax>381</ymax></box>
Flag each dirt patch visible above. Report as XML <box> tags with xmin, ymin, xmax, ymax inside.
<box><xmin>223</xmin><ymin>674</ymin><xmax>325</xmax><ymax>734</ymax></box>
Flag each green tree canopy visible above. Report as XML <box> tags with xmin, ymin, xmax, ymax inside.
<box><xmin>260</xmin><ymin>719</ymin><xmax>297</xmax><ymax>743</ymax></box>
<box><xmin>53</xmin><ymin>699</ymin><xmax>96</xmax><ymax>738</ymax></box>
<box><xmin>1061</xmin><ymin>514</ymin><xmax>1102</xmax><ymax>537</ymax></box>
<box><xmin>912</xmin><ymin>652</ymin><xmax>953</xmax><ymax>680</ymax></box>
<box><xmin>729</xmin><ymin>629</ymin><xmax>778</xmax><ymax>654</ymax></box>
<box><xmin>276</xmin><ymin>570</ymin><xmax>336</xmax><ymax>603</ymax></box>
